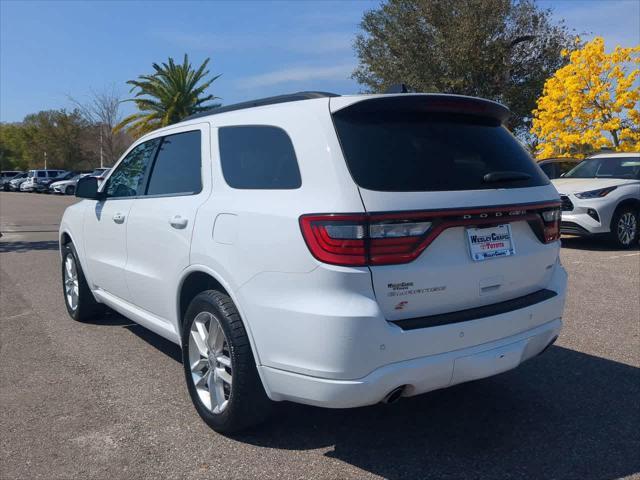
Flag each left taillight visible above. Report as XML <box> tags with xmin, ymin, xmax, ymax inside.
<box><xmin>540</xmin><ymin>208</ymin><xmax>561</xmax><ymax>243</ymax></box>
<box><xmin>299</xmin><ymin>214</ymin><xmax>432</xmax><ymax>266</ymax></box>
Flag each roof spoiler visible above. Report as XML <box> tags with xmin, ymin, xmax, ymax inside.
<box><xmin>331</xmin><ymin>94</ymin><xmax>511</xmax><ymax>124</ymax></box>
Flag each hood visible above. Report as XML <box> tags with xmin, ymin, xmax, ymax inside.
<box><xmin>551</xmin><ymin>177</ymin><xmax>639</xmax><ymax>194</ymax></box>
<box><xmin>51</xmin><ymin>179</ymin><xmax>73</xmax><ymax>188</ymax></box>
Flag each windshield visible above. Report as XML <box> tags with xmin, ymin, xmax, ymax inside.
<box><xmin>564</xmin><ymin>156</ymin><xmax>640</xmax><ymax>179</ymax></box>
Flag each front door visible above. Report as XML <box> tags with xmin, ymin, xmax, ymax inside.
<box><xmin>83</xmin><ymin>138</ymin><xmax>160</xmax><ymax>300</ymax></box>
<box><xmin>125</xmin><ymin>126</ymin><xmax>209</xmax><ymax>324</ymax></box>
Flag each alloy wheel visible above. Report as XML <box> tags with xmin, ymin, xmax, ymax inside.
<box><xmin>63</xmin><ymin>255</ymin><xmax>79</xmax><ymax>310</ymax></box>
<box><xmin>617</xmin><ymin>212</ymin><xmax>637</xmax><ymax>246</ymax></box>
<box><xmin>188</xmin><ymin>311</ymin><xmax>233</xmax><ymax>413</ymax></box>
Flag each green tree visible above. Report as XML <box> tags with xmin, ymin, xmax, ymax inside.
<box><xmin>353</xmin><ymin>0</ymin><xmax>577</xmax><ymax>137</ymax></box>
<box><xmin>0</xmin><ymin>123</ymin><xmax>29</xmax><ymax>170</ymax></box>
<box><xmin>116</xmin><ymin>54</ymin><xmax>220</xmax><ymax>137</ymax></box>
<box><xmin>22</xmin><ymin>109</ymin><xmax>91</xmax><ymax>170</ymax></box>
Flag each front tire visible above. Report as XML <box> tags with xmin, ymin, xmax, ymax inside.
<box><xmin>65</xmin><ymin>185</ymin><xmax>75</xmax><ymax>195</ymax></box>
<box><xmin>182</xmin><ymin>290</ymin><xmax>272</xmax><ymax>433</ymax></box>
<box><xmin>610</xmin><ymin>207</ymin><xmax>639</xmax><ymax>248</ymax></box>
<box><xmin>61</xmin><ymin>243</ymin><xmax>102</xmax><ymax>321</ymax></box>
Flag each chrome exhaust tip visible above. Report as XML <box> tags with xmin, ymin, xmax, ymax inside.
<box><xmin>381</xmin><ymin>386</ymin><xmax>406</xmax><ymax>404</ymax></box>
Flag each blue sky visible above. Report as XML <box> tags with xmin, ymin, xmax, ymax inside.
<box><xmin>1</xmin><ymin>0</ymin><xmax>639</xmax><ymax>122</ymax></box>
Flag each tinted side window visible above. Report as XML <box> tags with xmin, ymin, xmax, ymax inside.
<box><xmin>559</xmin><ymin>162</ymin><xmax>577</xmax><ymax>175</ymax></box>
<box><xmin>106</xmin><ymin>139</ymin><xmax>160</xmax><ymax>198</ymax></box>
<box><xmin>146</xmin><ymin>131</ymin><xmax>202</xmax><ymax>196</ymax></box>
<box><xmin>540</xmin><ymin>163</ymin><xmax>555</xmax><ymax>178</ymax></box>
<box><xmin>219</xmin><ymin>126</ymin><xmax>301</xmax><ymax>189</ymax></box>
<box><xmin>37</xmin><ymin>171</ymin><xmax>47</xmax><ymax>178</ymax></box>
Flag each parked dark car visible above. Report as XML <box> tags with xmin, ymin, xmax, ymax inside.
<box><xmin>538</xmin><ymin>158</ymin><xmax>582</xmax><ymax>179</ymax></box>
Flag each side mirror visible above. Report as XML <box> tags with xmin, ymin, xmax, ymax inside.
<box><xmin>76</xmin><ymin>176</ymin><xmax>103</xmax><ymax>200</ymax></box>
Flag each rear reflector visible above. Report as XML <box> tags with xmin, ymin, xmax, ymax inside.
<box><xmin>300</xmin><ymin>202</ymin><xmax>561</xmax><ymax>267</ymax></box>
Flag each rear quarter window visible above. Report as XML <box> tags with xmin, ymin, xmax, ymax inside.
<box><xmin>332</xmin><ymin>110</ymin><xmax>548</xmax><ymax>192</ymax></box>
<box><xmin>218</xmin><ymin>125</ymin><xmax>301</xmax><ymax>189</ymax></box>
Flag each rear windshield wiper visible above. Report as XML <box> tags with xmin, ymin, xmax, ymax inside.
<box><xmin>483</xmin><ymin>171</ymin><xmax>531</xmax><ymax>183</ymax></box>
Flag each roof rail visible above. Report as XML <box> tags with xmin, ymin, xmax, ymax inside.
<box><xmin>184</xmin><ymin>91</ymin><xmax>339</xmax><ymax>121</ymax></box>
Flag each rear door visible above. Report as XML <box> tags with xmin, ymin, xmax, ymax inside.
<box><xmin>124</xmin><ymin>124</ymin><xmax>210</xmax><ymax>325</ymax></box>
<box><xmin>330</xmin><ymin>95</ymin><xmax>561</xmax><ymax>321</ymax></box>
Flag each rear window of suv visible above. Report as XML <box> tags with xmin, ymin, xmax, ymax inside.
<box><xmin>332</xmin><ymin>109</ymin><xmax>548</xmax><ymax>192</ymax></box>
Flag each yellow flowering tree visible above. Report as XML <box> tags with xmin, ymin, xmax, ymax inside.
<box><xmin>531</xmin><ymin>37</ymin><xmax>640</xmax><ymax>158</ymax></box>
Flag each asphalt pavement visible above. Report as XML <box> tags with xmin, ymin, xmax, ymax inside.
<box><xmin>1</xmin><ymin>191</ymin><xmax>639</xmax><ymax>480</ymax></box>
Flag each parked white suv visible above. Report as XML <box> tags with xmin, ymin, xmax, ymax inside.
<box><xmin>60</xmin><ymin>92</ymin><xmax>567</xmax><ymax>432</ymax></box>
<box><xmin>552</xmin><ymin>153</ymin><xmax>640</xmax><ymax>248</ymax></box>
<box><xmin>21</xmin><ymin>169</ymin><xmax>66</xmax><ymax>192</ymax></box>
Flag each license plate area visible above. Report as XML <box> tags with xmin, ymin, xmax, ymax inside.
<box><xmin>466</xmin><ymin>224</ymin><xmax>515</xmax><ymax>261</ymax></box>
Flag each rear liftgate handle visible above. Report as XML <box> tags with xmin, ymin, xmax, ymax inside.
<box><xmin>169</xmin><ymin>215</ymin><xmax>188</xmax><ymax>229</ymax></box>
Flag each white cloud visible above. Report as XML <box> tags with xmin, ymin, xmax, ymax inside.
<box><xmin>288</xmin><ymin>32</ymin><xmax>354</xmax><ymax>54</ymax></box>
<box><xmin>237</xmin><ymin>64</ymin><xmax>354</xmax><ymax>88</ymax></box>
<box><xmin>154</xmin><ymin>31</ymin><xmax>353</xmax><ymax>54</ymax></box>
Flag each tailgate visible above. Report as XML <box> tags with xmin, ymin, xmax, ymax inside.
<box><xmin>362</xmin><ymin>191</ymin><xmax>561</xmax><ymax>320</ymax></box>
<box><xmin>330</xmin><ymin>94</ymin><xmax>561</xmax><ymax>321</ymax></box>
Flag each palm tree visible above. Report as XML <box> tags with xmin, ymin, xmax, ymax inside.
<box><xmin>116</xmin><ymin>54</ymin><xmax>220</xmax><ymax>137</ymax></box>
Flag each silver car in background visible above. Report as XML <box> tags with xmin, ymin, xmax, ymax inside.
<box><xmin>51</xmin><ymin>173</ymin><xmax>89</xmax><ymax>195</ymax></box>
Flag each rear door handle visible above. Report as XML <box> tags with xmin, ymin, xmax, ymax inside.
<box><xmin>169</xmin><ymin>215</ymin><xmax>188</xmax><ymax>229</ymax></box>
<box><xmin>112</xmin><ymin>212</ymin><xmax>126</xmax><ymax>224</ymax></box>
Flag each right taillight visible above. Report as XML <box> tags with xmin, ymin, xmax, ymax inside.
<box><xmin>540</xmin><ymin>208</ymin><xmax>561</xmax><ymax>243</ymax></box>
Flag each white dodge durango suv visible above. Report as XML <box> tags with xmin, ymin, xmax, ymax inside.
<box><xmin>552</xmin><ymin>153</ymin><xmax>640</xmax><ymax>248</ymax></box>
<box><xmin>60</xmin><ymin>92</ymin><xmax>567</xmax><ymax>432</ymax></box>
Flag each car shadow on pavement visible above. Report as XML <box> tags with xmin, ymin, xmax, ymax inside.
<box><xmin>561</xmin><ymin>236</ymin><xmax>640</xmax><ymax>252</ymax></box>
<box><xmin>233</xmin><ymin>346</ymin><xmax>640</xmax><ymax>480</ymax></box>
<box><xmin>86</xmin><ymin>309</ymin><xmax>640</xmax><ymax>479</ymax></box>
<box><xmin>124</xmin><ymin>323</ymin><xmax>183</xmax><ymax>363</ymax></box>
<box><xmin>0</xmin><ymin>240</ymin><xmax>60</xmax><ymax>253</ymax></box>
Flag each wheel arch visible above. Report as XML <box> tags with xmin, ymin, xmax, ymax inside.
<box><xmin>610</xmin><ymin>197</ymin><xmax>640</xmax><ymax>228</ymax></box>
<box><xmin>176</xmin><ymin>265</ymin><xmax>265</xmax><ymax>370</ymax></box>
<box><xmin>59</xmin><ymin>229</ymin><xmax>76</xmax><ymax>259</ymax></box>
<box><xmin>615</xmin><ymin>197</ymin><xmax>640</xmax><ymax>212</ymax></box>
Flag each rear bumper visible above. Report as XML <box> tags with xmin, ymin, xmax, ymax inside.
<box><xmin>260</xmin><ymin>318</ymin><xmax>562</xmax><ymax>408</ymax></box>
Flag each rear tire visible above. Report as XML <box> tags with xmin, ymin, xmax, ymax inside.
<box><xmin>182</xmin><ymin>290</ymin><xmax>273</xmax><ymax>433</ymax></box>
<box><xmin>65</xmin><ymin>185</ymin><xmax>75</xmax><ymax>195</ymax></box>
<box><xmin>61</xmin><ymin>243</ymin><xmax>103</xmax><ymax>321</ymax></box>
<box><xmin>609</xmin><ymin>206</ymin><xmax>639</xmax><ymax>249</ymax></box>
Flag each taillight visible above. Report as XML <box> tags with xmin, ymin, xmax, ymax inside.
<box><xmin>300</xmin><ymin>202</ymin><xmax>562</xmax><ymax>267</ymax></box>
<box><xmin>540</xmin><ymin>208</ymin><xmax>561</xmax><ymax>243</ymax></box>
<box><xmin>299</xmin><ymin>215</ymin><xmax>367</xmax><ymax>266</ymax></box>
<box><xmin>299</xmin><ymin>214</ymin><xmax>432</xmax><ymax>266</ymax></box>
